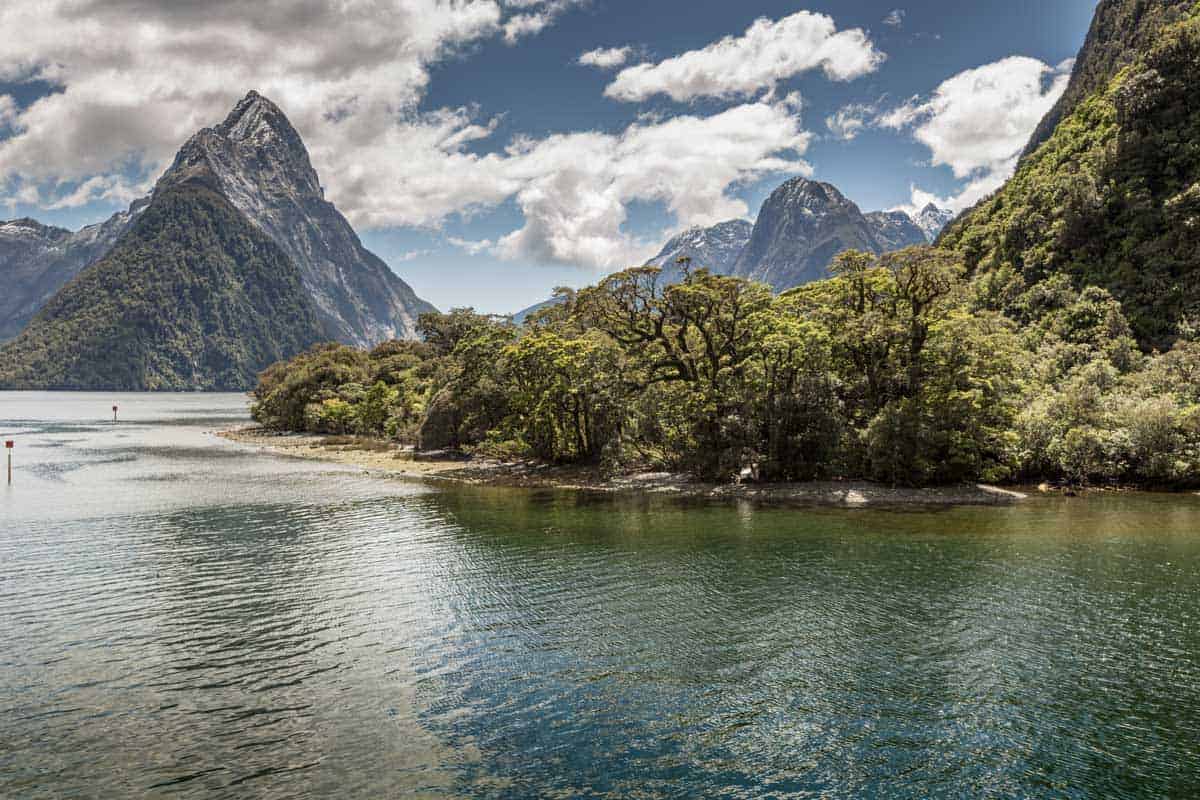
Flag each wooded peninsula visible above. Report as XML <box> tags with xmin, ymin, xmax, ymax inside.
<box><xmin>251</xmin><ymin>248</ymin><xmax>1200</xmax><ymax>490</ymax></box>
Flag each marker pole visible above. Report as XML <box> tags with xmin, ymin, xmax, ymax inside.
<box><xmin>5</xmin><ymin>440</ymin><xmax>12</xmax><ymax>485</ymax></box>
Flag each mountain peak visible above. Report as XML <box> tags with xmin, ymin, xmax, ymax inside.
<box><xmin>216</xmin><ymin>90</ymin><xmax>300</xmax><ymax>145</ymax></box>
<box><xmin>771</xmin><ymin>177</ymin><xmax>856</xmax><ymax>214</ymax></box>
<box><xmin>913</xmin><ymin>204</ymin><xmax>955</xmax><ymax>243</ymax></box>
<box><xmin>159</xmin><ymin>90</ymin><xmax>321</xmax><ymax>203</ymax></box>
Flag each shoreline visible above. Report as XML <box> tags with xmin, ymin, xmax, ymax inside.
<box><xmin>217</xmin><ymin>427</ymin><xmax>1029</xmax><ymax>508</ymax></box>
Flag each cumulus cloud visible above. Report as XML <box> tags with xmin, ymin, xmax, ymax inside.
<box><xmin>0</xmin><ymin>0</ymin><xmax>812</xmax><ymax>271</ymax></box>
<box><xmin>883</xmin><ymin>10</ymin><xmax>905</xmax><ymax>28</ymax></box>
<box><xmin>502</xmin><ymin>0</ymin><xmax>586</xmax><ymax>44</ymax></box>
<box><xmin>603</xmin><ymin>11</ymin><xmax>884</xmax><ymax>103</ymax></box>
<box><xmin>0</xmin><ymin>0</ymin><xmax>507</xmax><ymax>194</ymax></box>
<box><xmin>880</xmin><ymin>56</ymin><xmax>1074</xmax><ymax>210</ymax></box>
<box><xmin>825</xmin><ymin>102</ymin><xmax>877</xmax><ymax>141</ymax></box>
<box><xmin>578</xmin><ymin>46</ymin><xmax>632</xmax><ymax>69</ymax></box>
<box><xmin>492</xmin><ymin>101</ymin><xmax>811</xmax><ymax>267</ymax></box>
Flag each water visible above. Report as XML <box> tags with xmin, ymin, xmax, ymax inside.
<box><xmin>2</xmin><ymin>392</ymin><xmax>1200</xmax><ymax>798</ymax></box>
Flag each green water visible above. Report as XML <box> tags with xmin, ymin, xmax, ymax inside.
<box><xmin>2</xmin><ymin>393</ymin><xmax>1199</xmax><ymax>798</ymax></box>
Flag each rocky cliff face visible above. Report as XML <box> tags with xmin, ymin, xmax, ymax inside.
<box><xmin>644</xmin><ymin>219</ymin><xmax>753</xmax><ymax>283</ymax></box>
<box><xmin>733</xmin><ymin>178</ymin><xmax>885</xmax><ymax>290</ymax></box>
<box><xmin>156</xmin><ymin>91</ymin><xmax>435</xmax><ymax>346</ymax></box>
<box><xmin>0</xmin><ymin>204</ymin><xmax>145</xmax><ymax>340</ymax></box>
<box><xmin>864</xmin><ymin>210</ymin><xmax>927</xmax><ymax>252</ymax></box>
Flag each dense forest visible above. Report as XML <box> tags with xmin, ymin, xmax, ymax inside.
<box><xmin>252</xmin><ymin>5</ymin><xmax>1200</xmax><ymax>489</ymax></box>
<box><xmin>252</xmin><ymin>249</ymin><xmax>1200</xmax><ymax>488</ymax></box>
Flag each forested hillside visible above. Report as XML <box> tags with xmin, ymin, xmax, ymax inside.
<box><xmin>944</xmin><ymin>3</ymin><xmax>1200</xmax><ymax>349</ymax></box>
<box><xmin>0</xmin><ymin>178</ymin><xmax>326</xmax><ymax>391</ymax></box>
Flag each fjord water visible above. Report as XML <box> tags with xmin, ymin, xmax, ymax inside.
<box><xmin>2</xmin><ymin>394</ymin><xmax>1199</xmax><ymax>798</ymax></box>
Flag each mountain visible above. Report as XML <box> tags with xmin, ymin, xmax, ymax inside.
<box><xmin>511</xmin><ymin>297</ymin><xmax>559</xmax><ymax>325</ymax></box>
<box><xmin>151</xmin><ymin>91</ymin><xmax>434</xmax><ymax>346</ymax></box>
<box><xmin>0</xmin><ymin>204</ymin><xmax>145</xmax><ymax>340</ymax></box>
<box><xmin>942</xmin><ymin>0</ymin><xmax>1200</xmax><ymax>349</ymax></box>
<box><xmin>512</xmin><ymin>219</ymin><xmax>753</xmax><ymax>323</ymax></box>
<box><xmin>644</xmin><ymin>219</ymin><xmax>753</xmax><ymax>283</ymax></box>
<box><xmin>732</xmin><ymin>178</ymin><xmax>885</xmax><ymax>290</ymax></box>
<box><xmin>913</xmin><ymin>204</ymin><xmax>955</xmax><ymax>243</ymax></box>
<box><xmin>0</xmin><ymin>174</ymin><xmax>326</xmax><ymax>391</ymax></box>
<box><xmin>0</xmin><ymin>91</ymin><xmax>434</xmax><ymax>348</ymax></box>
<box><xmin>864</xmin><ymin>211</ymin><xmax>928</xmax><ymax>252</ymax></box>
<box><xmin>1022</xmin><ymin>0</ymin><xmax>1195</xmax><ymax>159</ymax></box>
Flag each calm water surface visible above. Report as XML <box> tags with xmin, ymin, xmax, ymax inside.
<box><xmin>2</xmin><ymin>392</ymin><xmax>1199</xmax><ymax>798</ymax></box>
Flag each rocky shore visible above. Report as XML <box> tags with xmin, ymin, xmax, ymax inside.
<box><xmin>218</xmin><ymin>427</ymin><xmax>1028</xmax><ymax>508</ymax></box>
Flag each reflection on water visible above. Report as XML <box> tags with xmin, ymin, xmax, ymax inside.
<box><xmin>2</xmin><ymin>392</ymin><xmax>1199</xmax><ymax>798</ymax></box>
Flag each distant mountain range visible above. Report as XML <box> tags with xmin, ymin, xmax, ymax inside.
<box><xmin>0</xmin><ymin>91</ymin><xmax>435</xmax><ymax>390</ymax></box>
<box><xmin>0</xmin><ymin>94</ymin><xmax>958</xmax><ymax>387</ymax></box>
<box><xmin>645</xmin><ymin>219</ymin><xmax>755</xmax><ymax>283</ymax></box>
<box><xmin>0</xmin><ymin>204</ymin><xmax>145</xmax><ymax>341</ymax></box>
<box><xmin>513</xmin><ymin>180</ymin><xmax>953</xmax><ymax>319</ymax></box>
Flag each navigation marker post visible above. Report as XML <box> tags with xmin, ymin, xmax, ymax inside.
<box><xmin>5</xmin><ymin>440</ymin><xmax>12</xmax><ymax>485</ymax></box>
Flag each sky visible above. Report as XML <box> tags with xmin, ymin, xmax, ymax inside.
<box><xmin>0</xmin><ymin>0</ymin><xmax>1099</xmax><ymax>313</ymax></box>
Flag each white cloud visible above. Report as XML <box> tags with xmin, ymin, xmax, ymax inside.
<box><xmin>491</xmin><ymin>101</ymin><xmax>811</xmax><ymax>267</ymax></box>
<box><xmin>502</xmin><ymin>0</ymin><xmax>586</xmax><ymax>44</ymax></box>
<box><xmin>0</xmin><ymin>0</ymin><xmax>810</xmax><ymax>271</ymax></box>
<box><xmin>393</xmin><ymin>248</ymin><xmax>432</xmax><ymax>262</ymax></box>
<box><xmin>448</xmin><ymin>236</ymin><xmax>496</xmax><ymax>255</ymax></box>
<box><xmin>578</xmin><ymin>46</ymin><xmax>632</xmax><ymax>69</ymax></box>
<box><xmin>883</xmin><ymin>10</ymin><xmax>905</xmax><ymax>28</ymax></box>
<box><xmin>881</xmin><ymin>56</ymin><xmax>1074</xmax><ymax>210</ymax></box>
<box><xmin>825</xmin><ymin>102</ymin><xmax>876</xmax><ymax>141</ymax></box>
<box><xmin>44</xmin><ymin>173</ymin><xmax>153</xmax><ymax>210</ymax></box>
<box><xmin>0</xmin><ymin>0</ymin><xmax>510</xmax><ymax>197</ymax></box>
<box><xmin>0</xmin><ymin>95</ymin><xmax>16</xmax><ymax>129</ymax></box>
<box><xmin>603</xmin><ymin>11</ymin><xmax>884</xmax><ymax>103</ymax></box>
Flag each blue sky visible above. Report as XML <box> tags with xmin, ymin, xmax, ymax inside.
<box><xmin>0</xmin><ymin>1</ymin><xmax>1097</xmax><ymax>313</ymax></box>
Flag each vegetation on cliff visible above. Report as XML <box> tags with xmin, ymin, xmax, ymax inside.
<box><xmin>944</xmin><ymin>6</ymin><xmax>1200</xmax><ymax>349</ymax></box>
<box><xmin>0</xmin><ymin>178</ymin><xmax>326</xmax><ymax>391</ymax></box>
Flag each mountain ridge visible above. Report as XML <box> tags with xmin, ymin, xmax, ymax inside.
<box><xmin>0</xmin><ymin>175</ymin><xmax>327</xmax><ymax>390</ymax></box>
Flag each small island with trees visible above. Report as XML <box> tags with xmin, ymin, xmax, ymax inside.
<box><xmin>244</xmin><ymin>246</ymin><xmax>1200</xmax><ymax>497</ymax></box>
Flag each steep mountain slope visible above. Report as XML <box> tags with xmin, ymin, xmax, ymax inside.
<box><xmin>154</xmin><ymin>91</ymin><xmax>435</xmax><ymax>345</ymax></box>
<box><xmin>0</xmin><ymin>176</ymin><xmax>326</xmax><ymax>391</ymax></box>
<box><xmin>644</xmin><ymin>219</ymin><xmax>753</xmax><ymax>283</ymax></box>
<box><xmin>864</xmin><ymin>211</ymin><xmax>927</xmax><ymax>252</ymax></box>
<box><xmin>1022</xmin><ymin>0</ymin><xmax>1195</xmax><ymax>158</ymax></box>
<box><xmin>913</xmin><ymin>204</ymin><xmax>955</xmax><ymax>243</ymax></box>
<box><xmin>943</xmin><ymin>2</ymin><xmax>1200</xmax><ymax>348</ymax></box>
<box><xmin>0</xmin><ymin>204</ymin><xmax>144</xmax><ymax>340</ymax></box>
<box><xmin>733</xmin><ymin>178</ymin><xmax>883</xmax><ymax>289</ymax></box>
